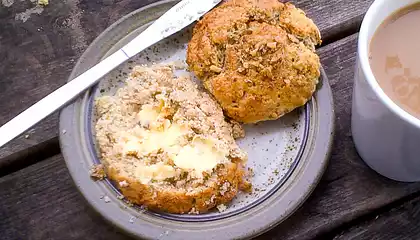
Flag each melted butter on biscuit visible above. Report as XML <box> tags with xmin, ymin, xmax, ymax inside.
<box><xmin>174</xmin><ymin>137</ymin><xmax>229</xmax><ymax>178</ymax></box>
<box><xmin>134</xmin><ymin>162</ymin><xmax>177</xmax><ymax>184</ymax></box>
<box><xmin>124</xmin><ymin>106</ymin><xmax>228</xmax><ymax>181</ymax></box>
<box><xmin>140</xmin><ymin>124</ymin><xmax>186</xmax><ymax>155</ymax></box>
<box><xmin>136</xmin><ymin>104</ymin><xmax>160</xmax><ymax>129</ymax></box>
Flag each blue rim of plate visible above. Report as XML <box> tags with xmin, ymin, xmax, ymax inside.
<box><xmin>83</xmin><ymin>84</ymin><xmax>311</xmax><ymax>222</ymax></box>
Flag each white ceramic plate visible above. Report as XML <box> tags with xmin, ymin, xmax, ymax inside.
<box><xmin>59</xmin><ymin>1</ymin><xmax>334</xmax><ymax>239</ymax></box>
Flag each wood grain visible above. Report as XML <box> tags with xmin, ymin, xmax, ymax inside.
<box><xmin>0</xmin><ymin>155</ymin><xmax>132</xmax><ymax>240</ymax></box>
<box><xmin>290</xmin><ymin>0</ymin><xmax>374</xmax><ymax>45</ymax></box>
<box><xmin>2</xmin><ymin>33</ymin><xmax>420</xmax><ymax>240</ymax></box>
<box><xmin>333</xmin><ymin>194</ymin><xmax>420</xmax><ymax>240</ymax></box>
<box><xmin>0</xmin><ymin>0</ymin><xmax>373</xmax><ymax>165</ymax></box>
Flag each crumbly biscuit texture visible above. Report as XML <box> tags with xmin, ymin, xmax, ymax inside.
<box><xmin>187</xmin><ymin>0</ymin><xmax>322</xmax><ymax>123</ymax></box>
<box><xmin>95</xmin><ymin>65</ymin><xmax>249</xmax><ymax>214</ymax></box>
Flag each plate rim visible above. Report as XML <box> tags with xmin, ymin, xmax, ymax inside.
<box><xmin>59</xmin><ymin>1</ymin><xmax>335</xmax><ymax>239</ymax></box>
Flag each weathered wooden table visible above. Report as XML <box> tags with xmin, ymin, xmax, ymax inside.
<box><xmin>2</xmin><ymin>0</ymin><xmax>420</xmax><ymax>239</ymax></box>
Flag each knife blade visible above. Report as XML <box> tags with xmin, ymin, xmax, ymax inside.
<box><xmin>0</xmin><ymin>0</ymin><xmax>222</xmax><ymax>148</ymax></box>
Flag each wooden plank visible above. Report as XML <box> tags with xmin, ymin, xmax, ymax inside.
<box><xmin>256</xmin><ymin>34</ymin><xmax>420</xmax><ymax>239</ymax></box>
<box><xmin>0</xmin><ymin>0</ymin><xmax>373</xmax><ymax>164</ymax></box>
<box><xmin>0</xmin><ymin>155</ymin><xmax>132</xmax><ymax>240</ymax></box>
<box><xmin>333</xmin><ymin>195</ymin><xmax>420</xmax><ymax>240</ymax></box>
<box><xmin>0</xmin><ymin>115</ymin><xmax>58</xmax><ymax>164</ymax></box>
<box><xmin>2</xmin><ymin>34</ymin><xmax>420</xmax><ymax>240</ymax></box>
<box><xmin>292</xmin><ymin>0</ymin><xmax>374</xmax><ymax>45</ymax></box>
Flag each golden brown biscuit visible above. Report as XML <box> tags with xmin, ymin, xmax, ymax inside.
<box><xmin>187</xmin><ymin>0</ymin><xmax>322</xmax><ymax>123</ymax></box>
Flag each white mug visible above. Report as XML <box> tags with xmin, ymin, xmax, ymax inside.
<box><xmin>352</xmin><ymin>0</ymin><xmax>420</xmax><ymax>182</ymax></box>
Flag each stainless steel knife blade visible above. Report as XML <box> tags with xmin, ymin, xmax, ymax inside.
<box><xmin>0</xmin><ymin>0</ymin><xmax>222</xmax><ymax>148</ymax></box>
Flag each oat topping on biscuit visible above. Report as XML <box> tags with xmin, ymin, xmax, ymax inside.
<box><xmin>187</xmin><ymin>0</ymin><xmax>322</xmax><ymax>123</ymax></box>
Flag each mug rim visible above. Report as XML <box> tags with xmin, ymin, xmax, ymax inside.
<box><xmin>358</xmin><ymin>0</ymin><xmax>420</xmax><ymax>128</ymax></box>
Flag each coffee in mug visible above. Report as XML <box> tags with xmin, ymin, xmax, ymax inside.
<box><xmin>369</xmin><ymin>2</ymin><xmax>420</xmax><ymax>119</ymax></box>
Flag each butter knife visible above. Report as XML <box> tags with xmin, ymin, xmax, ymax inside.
<box><xmin>0</xmin><ymin>0</ymin><xmax>222</xmax><ymax>148</ymax></box>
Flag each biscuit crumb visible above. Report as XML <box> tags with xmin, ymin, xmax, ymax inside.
<box><xmin>119</xmin><ymin>180</ymin><xmax>129</xmax><ymax>187</ymax></box>
<box><xmin>188</xmin><ymin>207</ymin><xmax>200</xmax><ymax>215</ymax></box>
<box><xmin>38</xmin><ymin>0</ymin><xmax>48</xmax><ymax>6</ymax></box>
<box><xmin>89</xmin><ymin>164</ymin><xmax>106</xmax><ymax>180</ymax></box>
<box><xmin>217</xmin><ymin>204</ymin><xmax>227</xmax><ymax>212</ymax></box>
<box><xmin>230</xmin><ymin>120</ymin><xmax>245</xmax><ymax>139</ymax></box>
<box><xmin>240</xmin><ymin>180</ymin><xmax>253</xmax><ymax>193</ymax></box>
